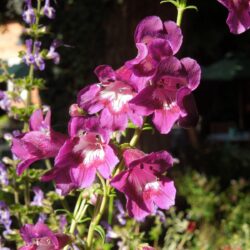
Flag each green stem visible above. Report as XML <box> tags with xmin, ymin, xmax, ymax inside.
<box><xmin>86</xmin><ymin>174</ymin><xmax>108</xmax><ymax>250</ymax></box>
<box><xmin>129</xmin><ymin>127</ymin><xmax>142</xmax><ymax>147</ymax></box>
<box><xmin>24</xmin><ymin>171</ymin><xmax>30</xmax><ymax>206</ymax></box>
<box><xmin>69</xmin><ymin>192</ymin><xmax>83</xmax><ymax>234</ymax></box>
<box><xmin>44</xmin><ymin>159</ymin><xmax>52</xmax><ymax>170</ymax></box>
<box><xmin>176</xmin><ymin>6</ymin><xmax>185</xmax><ymax>26</ymax></box>
<box><xmin>108</xmin><ymin>194</ymin><xmax>114</xmax><ymax>224</ymax></box>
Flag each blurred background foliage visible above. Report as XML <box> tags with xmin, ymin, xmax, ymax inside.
<box><xmin>1</xmin><ymin>0</ymin><xmax>250</xmax><ymax>249</ymax></box>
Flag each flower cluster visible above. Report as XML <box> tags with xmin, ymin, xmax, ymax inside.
<box><xmin>11</xmin><ymin>16</ymin><xmax>200</xmax><ymax>223</ymax></box>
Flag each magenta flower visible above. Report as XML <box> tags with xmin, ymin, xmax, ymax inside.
<box><xmin>22</xmin><ymin>0</ymin><xmax>36</xmax><ymax>25</ymax></box>
<box><xmin>77</xmin><ymin>65</ymin><xmax>143</xmax><ymax>131</ymax></box>
<box><xmin>19</xmin><ymin>222</ymin><xmax>70</xmax><ymax>250</ymax></box>
<box><xmin>126</xmin><ymin>16</ymin><xmax>183</xmax><ymax>77</ymax></box>
<box><xmin>11</xmin><ymin>109</ymin><xmax>67</xmax><ymax>175</ymax></box>
<box><xmin>130</xmin><ymin>56</ymin><xmax>201</xmax><ymax>134</ymax></box>
<box><xmin>42</xmin><ymin>131</ymin><xmax>119</xmax><ymax>195</ymax></box>
<box><xmin>218</xmin><ymin>0</ymin><xmax>250</xmax><ymax>34</ymax></box>
<box><xmin>111</xmin><ymin>149</ymin><xmax>176</xmax><ymax>220</ymax></box>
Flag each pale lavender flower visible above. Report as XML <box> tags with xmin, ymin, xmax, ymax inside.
<box><xmin>0</xmin><ymin>202</ymin><xmax>12</xmax><ymax>236</ymax></box>
<box><xmin>101</xmin><ymin>222</ymin><xmax>119</xmax><ymax>241</ymax></box>
<box><xmin>0</xmin><ymin>163</ymin><xmax>9</xmax><ymax>186</ymax></box>
<box><xmin>0</xmin><ymin>91</ymin><xmax>11</xmax><ymax>112</ymax></box>
<box><xmin>59</xmin><ymin>215</ymin><xmax>67</xmax><ymax>233</ymax></box>
<box><xmin>34</xmin><ymin>41</ymin><xmax>45</xmax><ymax>71</ymax></box>
<box><xmin>31</xmin><ymin>187</ymin><xmax>44</xmax><ymax>206</ymax></box>
<box><xmin>22</xmin><ymin>0</ymin><xmax>36</xmax><ymax>24</ymax></box>
<box><xmin>47</xmin><ymin>40</ymin><xmax>61</xmax><ymax>64</ymax></box>
<box><xmin>43</xmin><ymin>0</ymin><xmax>56</xmax><ymax>19</ymax></box>
<box><xmin>38</xmin><ymin>213</ymin><xmax>47</xmax><ymax>223</ymax></box>
<box><xmin>22</xmin><ymin>39</ymin><xmax>35</xmax><ymax>66</ymax></box>
<box><xmin>115</xmin><ymin>200</ymin><xmax>126</xmax><ymax>225</ymax></box>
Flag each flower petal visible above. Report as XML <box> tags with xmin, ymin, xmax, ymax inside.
<box><xmin>70</xmin><ymin>164</ymin><xmax>96</xmax><ymax>188</ymax></box>
<box><xmin>180</xmin><ymin>57</ymin><xmax>201</xmax><ymax>90</ymax></box>
<box><xmin>129</xmin><ymin>86</ymin><xmax>157</xmax><ymax>116</ymax></box>
<box><xmin>152</xmin><ymin>177</ymin><xmax>176</xmax><ymax>210</ymax></box>
<box><xmin>134</xmin><ymin>16</ymin><xmax>163</xmax><ymax>43</ymax></box>
<box><xmin>97</xmin><ymin>145</ymin><xmax>119</xmax><ymax>179</ymax></box>
<box><xmin>163</xmin><ymin>21</ymin><xmax>183</xmax><ymax>54</ymax></box>
<box><xmin>153</xmin><ymin>108</ymin><xmax>180</xmax><ymax>134</ymax></box>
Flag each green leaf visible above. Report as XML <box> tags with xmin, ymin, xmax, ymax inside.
<box><xmin>94</xmin><ymin>225</ymin><xmax>106</xmax><ymax>244</ymax></box>
<box><xmin>160</xmin><ymin>0</ymin><xmax>179</xmax><ymax>8</ymax></box>
<box><xmin>78</xmin><ymin>217</ymin><xmax>91</xmax><ymax>224</ymax></box>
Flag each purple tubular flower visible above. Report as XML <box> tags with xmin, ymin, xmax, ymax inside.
<box><xmin>0</xmin><ymin>91</ymin><xmax>11</xmax><ymax>112</ymax></box>
<box><xmin>0</xmin><ymin>202</ymin><xmax>12</xmax><ymax>236</ymax></box>
<box><xmin>19</xmin><ymin>222</ymin><xmax>70</xmax><ymax>250</ymax></box>
<box><xmin>31</xmin><ymin>187</ymin><xmax>44</xmax><ymax>207</ymax></box>
<box><xmin>130</xmin><ymin>56</ymin><xmax>201</xmax><ymax>134</ymax></box>
<box><xmin>42</xmin><ymin>131</ymin><xmax>119</xmax><ymax>195</ymax></box>
<box><xmin>77</xmin><ymin>65</ymin><xmax>143</xmax><ymax>132</ymax></box>
<box><xmin>34</xmin><ymin>41</ymin><xmax>45</xmax><ymax>71</ymax></box>
<box><xmin>43</xmin><ymin>0</ymin><xmax>56</xmax><ymax>19</ymax></box>
<box><xmin>111</xmin><ymin>149</ymin><xmax>176</xmax><ymax>221</ymax></box>
<box><xmin>126</xmin><ymin>16</ymin><xmax>183</xmax><ymax>77</ymax></box>
<box><xmin>22</xmin><ymin>0</ymin><xmax>36</xmax><ymax>24</ymax></box>
<box><xmin>115</xmin><ymin>200</ymin><xmax>126</xmax><ymax>225</ymax></box>
<box><xmin>38</xmin><ymin>213</ymin><xmax>47</xmax><ymax>223</ymax></box>
<box><xmin>0</xmin><ymin>162</ymin><xmax>9</xmax><ymax>186</ymax></box>
<box><xmin>59</xmin><ymin>215</ymin><xmax>67</xmax><ymax>233</ymax></box>
<box><xmin>22</xmin><ymin>39</ymin><xmax>35</xmax><ymax>66</ymax></box>
<box><xmin>217</xmin><ymin>0</ymin><xmax>250</xmax><ymax>34</ymax></box>
<box><xmin>11</xmin><ymin>109</ymin><xmax>67</xmax><ymax>175</ymax></box>
<box><xmin>47</xmin><ymin>40</ymin><xmax>61</xmax><ymax>64</ymax></box>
